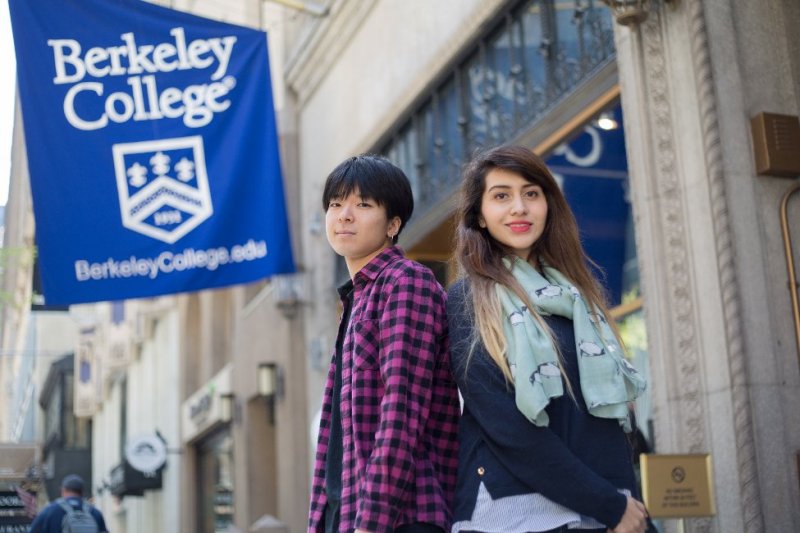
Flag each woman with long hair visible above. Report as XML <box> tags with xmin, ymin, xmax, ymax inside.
<box><xmin>447</xmin><ymin>145</ymin><xmax>649</xmax><ymax>533</ymax></box>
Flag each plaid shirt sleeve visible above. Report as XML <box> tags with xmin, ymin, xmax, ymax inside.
<box><xmin>308</xmin><ymin>356</ymin><xmax>335</xmax><ymax>532</ymax></box>
<box><xmin>354</xmin><ymin>268</ymin><xmax>446</xmax><ymax>533</ymax></box>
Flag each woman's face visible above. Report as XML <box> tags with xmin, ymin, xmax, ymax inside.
<box><xmin>479</xmin><ymin>168</ymin><xmax>548</xmax><ymax>260</ymax></box>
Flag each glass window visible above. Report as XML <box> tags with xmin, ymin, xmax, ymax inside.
<box><xmin>545</xmin><ymin>102</ymin><xmax>652</xmax><ymax>449</ymax></box>
<box><xmin>545</xmin><ymin>104</ymin><xmax>629</xmax><ymax>305</ymax></box>
<box><xmin>615</xmin><ymin>301</ymin><xmax>651</xmax><ymax>444</ymax></box>
<box><xmin>434</xmin><ymin>79</ymin><xmax>464</xmax><ymax>188</ymax></box>
<box><xmin>517</xmin><ymin>1</ymin><xmax>547</xmax><ymax>108</ymax></box>
<box><xmin>63</xmin><ymin>374</ymin><xmax>91</xmax><ymax>449</ymax></box>
<box><xmin>44</xmin><ymin>381</ymin><xmax>61</xmax><ymax>442</ymax></box>
<box><xmin>554</xmin><ymin>1</ymin><xmax>615</xmax><ymax>88</ymax></box>
<box><xmin>398</xmin><ymin>123</ymin><xmax>420</xmax><ymax>197</ymax></box>
<box><xmin>416</xmin><ymin>100</ymin><xmax>436</xmax><ymax>204</ymax></box>
<box><xmin>462</xmin><ymin>49</ymin><xmax>488</xmax><ymax>152</ymax></box>
<box><xmin>378</xmin><ymin>0</ymin><xmax>616</xmax><ymax>220</ymax></box>
<box><xmin>485</xmin><ymin>23</ymin><xmax>513</xmax><ymax>143</ymax></box>
<box><xmin>197</xmin><ymin>430</ymin><xmax>235</xmax><ymax>533</ymax></box>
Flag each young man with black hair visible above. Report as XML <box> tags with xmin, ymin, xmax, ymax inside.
<box><xmin>308</xmin><ymin>155</ymin><xmax>460</xmax><ymax>533</ymax></box>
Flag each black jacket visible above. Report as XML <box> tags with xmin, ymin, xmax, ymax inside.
<box><xmin>29</xmin><ymin>496</ymin><xmax>108</xmax><ymax>533</ymax></box>
<box><xmin>447</xmin><ymin>279</ymin><xmax>636</xmax><ymax>529</ymax></box>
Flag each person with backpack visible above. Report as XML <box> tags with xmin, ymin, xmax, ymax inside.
<box><xmin>29</xmin><ymin>474</ymin><xmax>108</xmax><ymax>533</ymax></box>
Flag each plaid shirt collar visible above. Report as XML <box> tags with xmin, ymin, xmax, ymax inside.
<box><xmin>352</xmin><ymin>245</ymin><xmax>405</xmax><ymax>285</ymax></box>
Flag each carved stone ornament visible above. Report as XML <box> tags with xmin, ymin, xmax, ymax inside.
<box><xmin>601</xmin><ymin>0</ymin><xmax>650</xmax><ymax>26</ymax></box>
<box><xmin>639</xmin><ymin>2</ymin><xmax>707</xmax><ymax>456</ymax></box>
<box><xmin>686</xmin><ymin>0</ymin><xmax>764</xmax><ymax>530</ymax></box>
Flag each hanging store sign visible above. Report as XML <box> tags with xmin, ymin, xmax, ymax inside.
<box><xmin>125</xmin><ymin>434</ymin><xmax>168</xmax><ymax>476</ymax></box>
<box><xmin>8</xmin><ymin>0</ymin><xmax>295</xmax><ymax>305</ymax></box>
<box><xmin>109</xmin><ymin>460</ymin><xmax>163</xmax><ymax>498</ymax></box>
<box><xmin>182</xmin><ymin>364</ymin><xmax>232</xmax><ymax>443</ymax></box>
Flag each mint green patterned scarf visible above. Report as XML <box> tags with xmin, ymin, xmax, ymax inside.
<box><xmin>497</xmin><ymin>256</ymin><xmax>646</xmax><ymax>429</ymax></box>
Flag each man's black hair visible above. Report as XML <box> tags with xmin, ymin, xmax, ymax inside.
<box><xmin>322</xmin><ymin>155</ymin><xmax>414</xmax><ymax>242</ymax></box>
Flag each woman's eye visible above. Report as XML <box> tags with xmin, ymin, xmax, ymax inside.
<box><xmin>494</xmin><ymin>193</ymin><xmax>508</xmax><ymax>200</ymax></box>
<box><xmin>525</xmin><ymin>190</ymin><xmax>539</xmax><ymax>198</ymax></box>
<box><xmin>328</xmin><ymin>202</ymin><xmax>340</xmax><ymax>208</ymax></box>
<box><xmin>357</xmin><ymin>202</ymin><xmax>372</xmax><ymax>208</ymax></box>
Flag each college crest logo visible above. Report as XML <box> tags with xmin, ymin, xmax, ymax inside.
<box><xmin>112</xmin><ymin>136</ymin><xmax>213</xmax><ymax>243</ymax></box>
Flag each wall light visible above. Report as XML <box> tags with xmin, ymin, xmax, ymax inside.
<box><xmin>595</xmin><ymin>112</ymin><xmax>619</xmax><ymax>131</ymax></box>
<box><xmin>258</xmin><ymin>362</ymin><xmax>283</xmax><ymax>424</ymax></box>
<box><xmin>258</xmin><ymin>362</ymin><xmax>278</xmax><ymax>398</ymax></box>
<box><xmin>219</xmin><ymin>392</ymin><xmax>235</xmax><ymax>424</ymax></box>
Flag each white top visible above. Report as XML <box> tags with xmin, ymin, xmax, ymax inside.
<box><xmin>452</xmin><ymin>482</ymin><xmax>629</xmax><ymax>533</ymax></box>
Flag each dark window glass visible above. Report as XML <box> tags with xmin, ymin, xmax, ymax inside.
<box><xmin>462</xmin><ymin>49</ymin><xmax>487</xmax><ymax>151</ymax></box>
<box><xmin>485</xmin><ymin>23</ymin><xmax>513</xmax><ymax>143</ymax></box>
<box><xmin>436</xmin><ymin>79</ymin><xmax>464</xmax><ymax>176</ymax></box>
<box><xmin>197</xmin><ymin>431</ymin><xmax>235</xmax><ymax>533</ymax></box>
<box><xmin>377</xmin><ymin>0</ymin><xmax>615</xmax><ymax>224</ymax></box>
<box><xmin>45</xmin><ymin>381</ymin><xmax>61</xmax><ymax>441</ymax></box>
<box><xmin>63</xmin><ymin>374</ymin><xmax>91</xmax><ymax>449</ymax></box>
<box><xmin>417</xmin><ymin>101</ymin><xmax>435</xmax><ymax>204</ymax></box>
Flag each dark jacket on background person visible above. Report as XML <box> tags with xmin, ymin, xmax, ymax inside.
<box><xmin>28</xmin><ymin>495</ymin><xmax>108</xmax><ymax>533</ymax></box>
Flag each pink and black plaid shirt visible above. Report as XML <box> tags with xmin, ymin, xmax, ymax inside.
<box><xmin>308</xmin><ymin>247</ymin><xmax>460</xmax><ymax>533</ymax></box>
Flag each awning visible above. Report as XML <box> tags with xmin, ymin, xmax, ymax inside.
<box><xmin>0</xmin><ymin>443</ymin><xmax>40</xmax><ymax>482</ymax></box>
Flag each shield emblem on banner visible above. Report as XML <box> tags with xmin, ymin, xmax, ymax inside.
<box><xmin>112</xmin><ymin>136</ymin><xmax>213</xmax><ymax>244</ymax></box>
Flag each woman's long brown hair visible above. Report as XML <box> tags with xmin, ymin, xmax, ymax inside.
<box><xmin>455</xmin><ymin>145</ymin><xmax>618</xmax><ymax>382</ymax></box>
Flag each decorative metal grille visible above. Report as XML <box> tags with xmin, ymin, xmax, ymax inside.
<box><xmin>376</xmin><ymin>0</ymin><xmax>615</xmax><ymax>216</ymax></box>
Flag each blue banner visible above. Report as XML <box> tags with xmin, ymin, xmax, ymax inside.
<box><xmin>9</xmin><ymin>0</ymin><xmax>295</xmax><ymax>305</ymax></box>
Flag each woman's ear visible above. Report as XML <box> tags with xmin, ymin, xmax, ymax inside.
<box><xmin>478</xmin><ymin>216</ymin><xmax>486</xmax><ymax>229</ymax></box>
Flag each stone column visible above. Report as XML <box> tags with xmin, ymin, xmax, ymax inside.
<box><xmin>612</xmin><ymin>1</ymin><xmax>770</xmax><ymax>530</ymax></box>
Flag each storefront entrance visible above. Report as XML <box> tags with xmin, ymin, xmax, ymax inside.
<box><xmin>196</xmin><ymin>430</ymin><xmax>235</xmax><ymax>533</ymax></box>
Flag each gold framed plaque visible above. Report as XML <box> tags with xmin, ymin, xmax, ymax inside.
<box><xmin>640</xmin><ymin>453</ymin><xmax>716</xmax><ymax>518</ymax></box>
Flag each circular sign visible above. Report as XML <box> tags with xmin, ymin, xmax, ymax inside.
<box><xmin>671</xmin><ymin>466</ymin><xmax>686</xmax><ymax>483</ymax></box>
<box><xmin>125</xmin><ymin>434</ymin><xmax>167</xmax><ymax>474</ymax></box>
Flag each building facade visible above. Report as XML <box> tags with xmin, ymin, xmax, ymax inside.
<box><xmin>2</xmin><ymin>1</ymin><xmax>798</xmax><ymax>532</ymax></box>
<box><xmin>286</xmin><ymin>1</ymin><xmax>800</xmax><ymax>532</ymax></box>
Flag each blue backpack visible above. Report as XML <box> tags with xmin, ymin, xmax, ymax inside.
<box><xmin>57</xmin><ymin>498</ymin><xmax>99</xmax><ymax>533</ymax></box>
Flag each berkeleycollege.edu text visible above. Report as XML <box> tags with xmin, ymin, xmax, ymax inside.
<box><xmin>74</xmin><ymin>239</ymin><xmax>267</xmax><ymax>281</ymax></box>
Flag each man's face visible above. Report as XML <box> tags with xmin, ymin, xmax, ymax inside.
<box><xmin>325</xmin><ymin>188</ymin><xmax>400</xmax><ymax>275</ymax></box>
